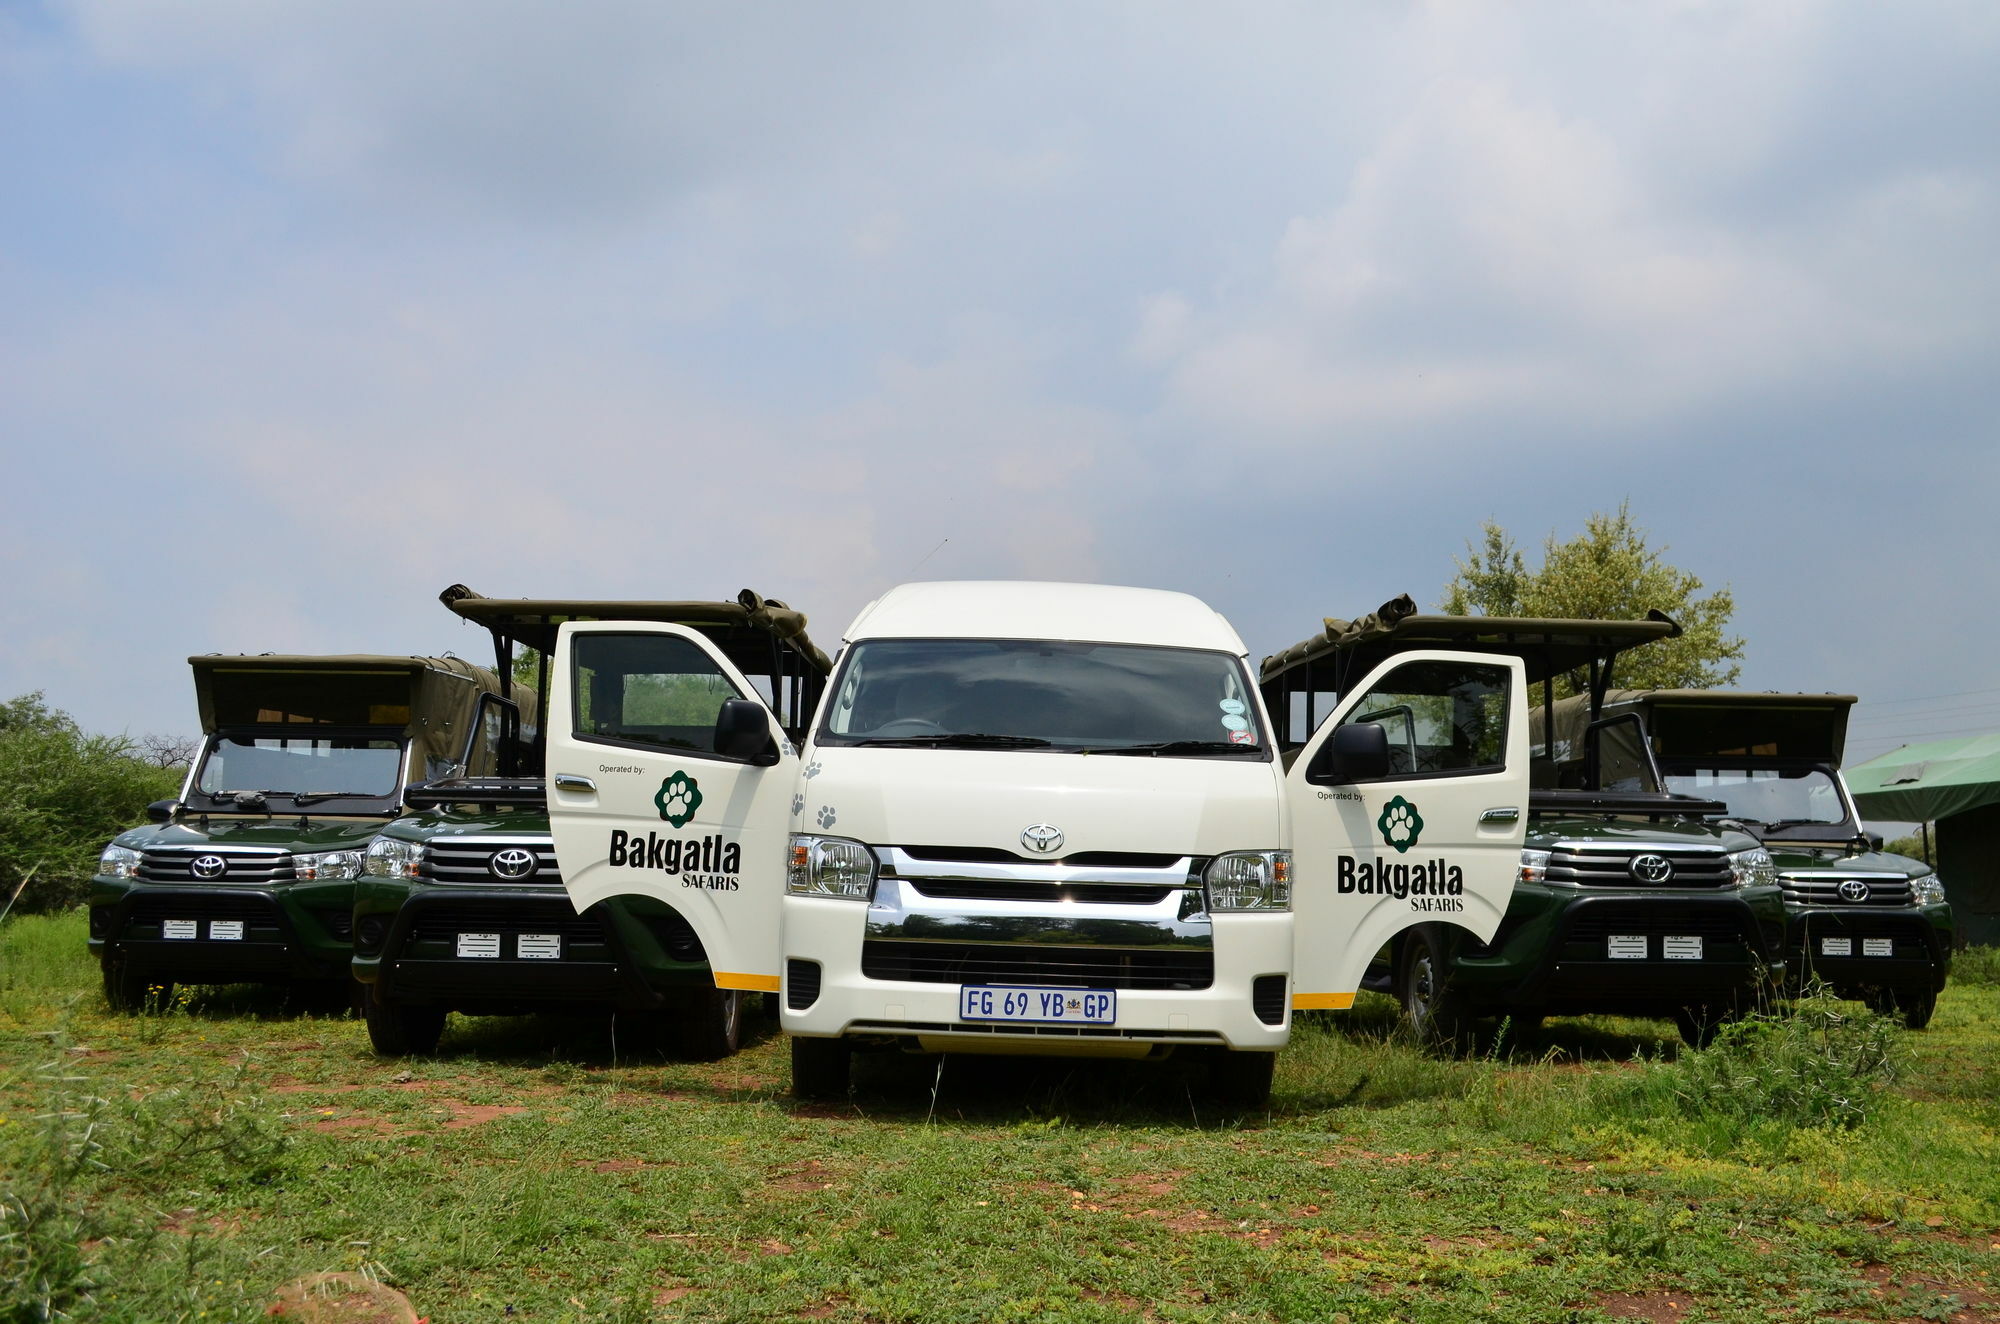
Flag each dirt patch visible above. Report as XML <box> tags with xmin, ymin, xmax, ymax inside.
<box><xmin>307</xmin><ymin>1115</ymin><xmax>401</xmax><ymax>1136</ymax></box>
<box><xmin>798</xmin><ymin>1293</ymin><xmax>850</xmax><ymax>1319</ymax></box>
<box><xmin>653</xmin><ymin>1283</ymin><xmax>698</xmax><ymax>1306</ymax></box>
<box><xmin>270</xmin><ymin>1083</ymin><xmax>365</xmax><ymax>1096</ymax></box>
<box><xmin>587</xmin><ymin>1158</ymin><xmax>678</xmax><ymax>1174</ymax></box>
<box><xmin>767</xmin><ymin>1159</ymin><xmax>839</xmax><ymax>1193</ymax></box>
<box><xmin>303</xmin><ymin>1099</ymin><xmax>528</xmax><ymax>1136</ymax></box>
<box><xmin>267</xmin><ymin>1272</ymin><xmax>418</xmax><ymax>1324</ymax></box>
<box><xmin>157</xmin><ymin>1208</ymin><xmax>243</xmax><ymax>1236</ymax></box>
<box><xmin>1106</xmin><ymin>1171</ymin><xmax>1188</xmax><ymax>1200</ymax></box>
<box><xmin>1856</xmin><ymin>1264</ymin><xmax>2000</xmax><ymax>1323</ymax></box>
<box><xmin>441</xmin><ymin>1102</ymin><xmax>529</xmax><ymax>1129</ymax></box>
<box><xmin>1594</xmin><ymin>1293</ymin><xmax>1689</xmax><ymax>1321</ymax></box>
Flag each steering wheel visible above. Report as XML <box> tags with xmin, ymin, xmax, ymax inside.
<box><xmin>869</xmin><ymin>718</ymin><xmax>947</xmax><ymax>736</ymax></box>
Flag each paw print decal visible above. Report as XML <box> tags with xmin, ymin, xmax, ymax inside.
<box><xmin>1376</xmin><ymin>796</ymin><xmax>1423</xmax><ymax>854</ymax></box>
<box><xmin>816</xmin><ymin>805</ymin><xmax>838</xmax><ymax>829</ymax></box>
<box><xmin>803</xmin><ymin>761</ymin><xmax>822</xmax><ymax>780</ymax></box>
<box><xmin>655</xmin><ymin>771</ymin><xmax>703</xmax><ymax>829</ymax></box>
<box><xmin>791</xmin><ymin>793</ymin><xmax>806</xmax><ymax>817</ymax></box>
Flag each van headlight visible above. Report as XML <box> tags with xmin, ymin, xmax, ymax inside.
<box><xmin>1205</xmin><ymin>850</ymin><xmax>1291</xmax><ymax>911</ymax></box>
<box><xmin>363</xmin><ymin>836</ymin><xmax>423</xmax><ymax>880</ymax></box>
<box><xmin>1726</xmin><ymin>848</ymin><xmax>1775</xmax><ymax>889</ymax></box>
<box><xmin>1912</xmin><ymin>873</ymin><xmax>1946</xmax><ymax>907</ymax></box>
<box><xmin>294</xmin><ymin>850</ymin><xmax>363</xmax><ymax>881</ymax></box>
<box><xmin>98</xmin><ymin>845</ymin><xmax>143</xmax><ymax>880</ymax></box>
<box><xmin>787</xmin><ymin>835</ymin><xmax>876</xmax><ymax>900</ymax></box>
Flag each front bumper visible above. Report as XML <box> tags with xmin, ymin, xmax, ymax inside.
<box><xmin>1785</xmin><ymin>905</ymin><xmax>1953</xmax><ymax>995</ymax></box>
<box><xmin>88</xmin><ymin>876</ymin><xmax>353</xmax><ymax>982</ymax></box>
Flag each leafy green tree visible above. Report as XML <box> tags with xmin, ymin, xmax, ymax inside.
<box><xmin>1441</xmin><ymin>503</ymin><xmax>1745</xmax><ymax>695</ymax></box>
<box><xmin>0</xmin><ymin>693</ymin><xmax>180</xmax><ymax>913</ymax></box>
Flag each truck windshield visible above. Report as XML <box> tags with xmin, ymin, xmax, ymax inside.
<box><xmin>1663</xmin><ymin>766</ymin><xmax>1849</xmax><ymax>827</ymax></box>
<box><xmin>818</xmin><ymin>639</ymin><xmax>1265</xmax><ymax>755</ymax></box>
<box><xmin>195</xmin><ymin>735</ymin><xmax>405</xmax><ymax>800</ymax></box>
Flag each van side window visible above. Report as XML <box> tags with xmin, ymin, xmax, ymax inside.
<box><xmin>571</xmin><ymin>634</ymin><xmax>743</xmax><ymax>756</ymax></box>
<box><xmin>1337</xmin><ymin>661</ymin><xmax>1509</xmax><ymax>777</ymax></box>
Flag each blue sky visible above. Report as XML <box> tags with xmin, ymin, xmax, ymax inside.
<box><xmin>3</xmin><ymin>1</ymin><xmax>1997</xmax><ymax>785</ymax></box>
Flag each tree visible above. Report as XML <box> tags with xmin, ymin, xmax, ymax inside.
<box><xmin>1441</xmin><ymin>503</ymin><xmax>1745</xmax><ymax>695</ymax></box>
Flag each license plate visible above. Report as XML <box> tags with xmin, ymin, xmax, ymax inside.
<box><xmin>456</xmin><ymin>933</ymin><xmax>502</xmax><ymax>959</ymax></box>
<box><xmin>1821</xmin><ymin>937</ymin><xmax>1853</xmax><ymax>956</ymax></box>
<box><xmin>517</xmin><ymin>933</ymin><xmax>562</xmax><ymax>960</ymax></box>
<box><xmin>163</xmin><ymin>919</ymin><xmax>198</xmax><ymax>940</ymax></box>
<box><xmin>1607</xmin><ymin>935</ymin><xmax>1648</xmax><ymax>959</ymax></box>
<box><xmin>209</xmin><ymin>920</ymin><xmax>244</xmax><ymax>941</ymax></box>
<box><xmin>959</xmin><ymin>985</ymin><xmax>1116</xmax><ymax>1025</ymax></box>
<box><xmin>1663</xmin><ymin>936</ymin><xmax>1703</xmax><ymax>960</ymax></box>
<box><xmin>1863</xmin><ymin>938</ymin><xmax>1894</xmax><ymax>957</ymax></box>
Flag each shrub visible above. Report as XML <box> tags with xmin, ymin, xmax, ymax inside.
<box><xmin>1661</xmin><ymin>989</ymin><xmax>1901</xmax><ymax>1130</ymax></box>
<box><xmin>1952</xmin><ymin>945</ymin><xmax>2000</xmax><ymax>986</ymax></box>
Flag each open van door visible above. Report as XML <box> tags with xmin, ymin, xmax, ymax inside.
<box><xmin>546</xmin><ymin>621</ymin><xmax>797</xmax><ymax>994</ymax></box>
<box><xmin>1285</xmin><ymin>650</ymin><xmax>1528</xmax><ymax>1008</ymax></box>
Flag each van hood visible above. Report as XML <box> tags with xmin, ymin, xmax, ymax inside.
<box><xmin>793</xmin><ymin>746</ymin><xmax>1282</xmax><ymax>858</ymax></box>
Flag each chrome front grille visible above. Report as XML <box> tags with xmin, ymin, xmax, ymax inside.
<box><xmin>418</xmin><ymin>836</ymin><xmax>563</xmax><ymax>886</ymax></box>
<box><xmin>1780</xmin><ymin>873</ymin><xmax>1914</xmax><ymax>906</ymax></box>
<box><xmin>877</xmin><ymin>845</ymin><xmax>1198</xmax><ymax>905</ymax></box>
<box><xmin>138</xmin><ymin>847</ymin><xmax>294</xmax><ymax>884</ymax></box>
<box><xmin>1547</xmin><ymin>846</ymin><xmax>1734</xmax><ymax>889</ymax></box>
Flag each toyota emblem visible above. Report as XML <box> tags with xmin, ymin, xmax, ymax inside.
<box><xmin>189</xmin><ymin>854</ymin><xmax>227</xmax><ymax>880</ymax></box>
<box><xmin>1020</xmin><ymin>824</ymin><xmax>1065</xmax><ymax>855</ymax></box>
<box><xmin>1629</xmin><ymin>854</ymin><xmax>1673</xmax><ymax>883</ymax></box>
<box><xmin>489</xmin><ymin>848</ymin><xmax>539</xmax><ymax>880</ymax></box>
<box><xmin>1836</xmin><ymin>878</ymin><xmax>1872</xmax><ymax>903</ymax></box>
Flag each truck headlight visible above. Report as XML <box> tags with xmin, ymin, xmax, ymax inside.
<box><xmin>1912</xmin><ymin>873</ymin><xmax>1946</xmax><ymax>907</ymax></box>
<box><xmin>363</xmin><ymin>836</ymin><xmax>423</xmax><ymax>880</ymax></box>
<box><xmin>787</xmin><ymin>835</ymin><xmax>876</xmax><ymax>900</ymax></box>
<box><xmin>1726</xmin><ymin>848</ymin><xmax>1775</xmax><ymax>889</ymax></box>
<box><xmin>98</xmin><ymin>845</ymin><xmax>143</xmax><ymax>880</ymax></box>
<box><xmin>294</xmin><ymin>850</ymin><xmax>363</xmax><ymax>881</ymax></box>
<box><xmin>1205</xmin><ymin>850</ymin><xmax>1291</xmax><ymax>911</ymax></box>
<box><xmin>1518</xmin><ymin>849</ymin><xmax>1553</xmax><ymax>885</ymax></box>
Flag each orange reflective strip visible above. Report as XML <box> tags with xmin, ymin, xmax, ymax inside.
<box><xmin>715</xmin><ymin>971</ymin><xmax>781</xmax><ymax>993</ymax></box>
<box><xmin>1291</xmin><ymin>991</ymin><xmax>1356</xmax><ymax>1010</ymax></box>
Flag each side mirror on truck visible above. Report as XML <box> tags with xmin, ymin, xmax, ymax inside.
<box><xmin>146</xmin><ymin>800</ymin><xmax>179</xmax><ymax>823</ymax></box>
<box><xmin>1308</xmin><ymin>723</ymin><xmax>1391</xmax><ymax>785</ymax></box>
<box><xmin>714</xmin><ymin>698</ymin><xmax>781</xmax><ymax>766</ymax></box>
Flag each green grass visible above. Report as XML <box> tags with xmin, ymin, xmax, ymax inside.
<box><xmin>4</xmin><ymin>911</ymin><xmax>1997</xmax><ymax>1323</ymax></box>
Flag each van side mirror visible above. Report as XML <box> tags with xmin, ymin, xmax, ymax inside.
<box><xmin>1308</xmin><ymin>724</ymin><xmax>1391</xmax><ymax>785</ymax></box>
<box><xmin>714</xmin><ymin>698</ymin><xmax>780</xmax><ymax>766</ymax></box>
<box><xmin>146</xmin><ymin>800</ymin><xmax>179</xmax><ymax>823</ymax></box>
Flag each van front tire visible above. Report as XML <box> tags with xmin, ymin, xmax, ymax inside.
<box><xmin>1398</xmin><ymin>926</ymin><xmax>1471</xmax><ymax>1049</ymax></box>
<box><xmin>790</xmin><ymin>1036</ymin><xmax>851</xmax><ymax>1100</ymax></box>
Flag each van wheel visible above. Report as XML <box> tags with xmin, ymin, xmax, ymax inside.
<box><xmin>1207</xmin><ymin>1050</ymin><xmax>1275</xmax><ymax>1110</ymax></box>
<box><xmin>791</xmin><ymin>1036</ymin><xmax>852</xmax><ymax>1101</ymax></box>
<box><xmin>1398</xmin><ymin>926</ymin><xmax>1470</xmax><ymax>1049</ymax></box>
<box><xmin>363</xmin><ymin>985</ymin><xmax>445</xmax><ymax>1056</ymax></box>
<box><xmin>676</xmin><ymin>987</ymin><xmax>745</xmax><ymax>1061</ymax></box>
<box><xmin>102</xmin><ymin>961</ymin><xmax>173</xmax><ymax>1013</ymax></box>
<box><xmin>1866</xmin><ymin>985</ymin><xmax>1937</xmax><ymax>1030</ymax></box>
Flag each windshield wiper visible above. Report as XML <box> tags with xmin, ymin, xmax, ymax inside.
<box><xmin>201</xmin><ymin>789</ymin><xmax>269</xmax><ymax>809</ymax></box>
<box><xmin>290</xmin><ymin>790</ymin><xmax>377</xmax><ymax>806</ymax></box>
<box><xmin>846</xmin><ymin>733</ymin><xmax>1053</xmax><ymax>749</ymax></box>
<box><xmin>1074</xmin><ymin>740</ymin><xmax>1262</xmax><ymax>757</ymax></box>
<box><xmin>1756</xmin><ymin>818</ymin><xmax>1839</xmax><ymax>831</ymax></box>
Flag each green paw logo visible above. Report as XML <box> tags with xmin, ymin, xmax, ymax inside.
<box><xmin>1377</xmin><ymin>796</ymin><xmax>1424</xmax><ymax>853</ymax></box>
<box><xmin>655</xmin><ymin>771</ymin><xmax>703</xmax><ymax>828</ymax></box>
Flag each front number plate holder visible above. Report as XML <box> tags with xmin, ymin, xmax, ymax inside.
<box><xmin>456</xmin><ymin>933</ymin><xmax>502</xmax><ymax>959</ymax></box>
<box><xmin>959</xmin><ymin>984</ymin><xmax>1116</xmax><ymax>1025</ymax></box>
<box><xmin>1607</xmin><ymin>934</ymin><xmax>1647</xmax><ymax>959</ymax></box>
<box><xmin>1663</xmin><ymin>936</ymin><xmax>1703</xmax><ymax>960</ymax></box>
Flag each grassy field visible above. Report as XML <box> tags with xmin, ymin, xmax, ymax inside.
<box><xmin>4</xmin><ymin>912</ymin><xmax>1997</xmax><ymax>1324</ymax></box>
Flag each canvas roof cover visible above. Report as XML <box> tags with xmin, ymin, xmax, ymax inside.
<box><xmin>440</xmin><ymin>585</ymin><xmax>832</xmax><ymax>675</ymax></box>
<box><xmin>1575</xmin><ymin>690</ymin><xmax>1857</xmax><ymax>764</ymax></box>
<box><xmin>1259</xmin><ymin>595</ymin><xmax>1679</xmax><ymax>688</ymax></box>
<box><xmin>188</xmin><ymin>654</ymin><xmax>512</xmax><ymax>775</ymax></box>
<box><xmin>1846</xmin><ymin>732</ymin><xmax>2000</xmax><ymax>823</ymax></box>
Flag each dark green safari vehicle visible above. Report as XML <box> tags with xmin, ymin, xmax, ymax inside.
<box><xmin>89</xmin><ymin>654</ymin><xmax>514</xmax><ymax>1011</ymax></box>
<box><xmin>352</xmin><ymin>586</ymin><xmax>829</xmax><ymax>1059</ymax></box>
<box><xmin>1260</xmin><ymin>599</ymin><xmax>1785</xmax><ymax>1047</ymax></box>
<box><xmin>1594</xmin><ymin>689</ymin><xmax>1952</xmax><ymax>1028</ymax></box>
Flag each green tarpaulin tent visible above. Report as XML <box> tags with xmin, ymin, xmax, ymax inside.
<box><xmin>1846</xmin><ymin>733</ymin><xmax>2000</xmax><ymax>823</ymax></box>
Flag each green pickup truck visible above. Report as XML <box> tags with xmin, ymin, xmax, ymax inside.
<box><xmin>89</xmin><ymin>654</ymin><xmax>514</xmax><ymax>1010</ymax></box>
<box><xmin>1587</xmin><ymin>689</ymin><xmax>1952</xmax><ymax>1028</ymax></box>
<box><xmin>353</xmin><ymin>586</ymin><xmax>830</xmax><ymax>1058</ymax></box>
<box><xmin>1260</xmin><ymin>600</ymin><xmax>1785</xmax><ymax>1047</ymax></box>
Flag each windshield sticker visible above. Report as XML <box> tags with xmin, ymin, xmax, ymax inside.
<box><xmin>1219</xmin><ymin>699</ymin><xmax>1245</xmax><ymax>716</ymax></box>
<box><xmin>655</xmin><ymin>771</ymin><xmax>704</xmax><ymax>829</ymax></box>
<box><xmin>1220</xmin><ymin>715</ymin><xmax>1250</xmax><ymax>733</ymax></box>
<box><xmin>1227</xmin><ymin>729</ymin><xmax>1257</xmax><ymax>745</ymax></box>
<box><xmin>1377</xmin><ymin>796</ymin><xmax>1424</xmax><ymax>853</ymax></box>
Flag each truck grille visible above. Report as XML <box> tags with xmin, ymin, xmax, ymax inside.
<box><xmin>418</xmin><ymin>837</ymin><xmax>563</xmax><ymax>885</ymax></box>
<box><xmin>405</xmin><ymin>899</ymin><xmax>605</xmax><ymax>944</ymax></box>
<box><xmin>1779</xmin><ymin>874</ymin><xmax>1914</xmax><ymax>906</ymax></box>
<box><xmin>1548</xmin><ymin>846</ymin><xmax>1734</xmax><ymax>889</ymax></box>
<box><xmin>860</xmin><ymin>940</ymin><xmax>1213</xmax><ymax>990</ymax></box>
<box><xmin>138</xmin><ymin>848</ymin><xmax>294</xmax><ymax>884</ymax></box>
<box><xmin>1567</xmin><ymin>909</ymin><xmax>1754</xmax><ymax>943</ymax></box>
<box><xmin>123</xmin><ymin>892</ymin><xmax>288</xmax><ymax>940</ymax></box>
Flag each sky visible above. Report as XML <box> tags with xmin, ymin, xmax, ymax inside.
<box><xmin>3</xmin><ymin>1</ymin><xmax>1997</xmax><ymax>788</ymax></box>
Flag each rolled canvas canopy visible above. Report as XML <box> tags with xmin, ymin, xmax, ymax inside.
<box><xmin>1846</xmin><ymin>732</ymin><xmax>2000</xmax><ymax>823</ymax></box>
<box><xmin>439</xmin><ymin>585</ymin><xmax>832</xmax><ymax>675</ymax></box>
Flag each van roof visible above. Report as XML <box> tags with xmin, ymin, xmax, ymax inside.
<box><xmin>844</xmin><ymin>581</ymin><xmax>1246</xmax><ymax>655</ymax></box>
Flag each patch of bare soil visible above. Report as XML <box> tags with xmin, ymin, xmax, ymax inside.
<box><xmin>653</xmin><ymin>1282</ymin><xmax>699</xmax><ymax>1306</ymax></box>
<box><xmin>797</xmin><ymin>1292</ymin><xmax>850</xmax><ymax>1319</ymax></box>
<box><xmin>1594</xmin><ymin>1292</ymin><xmax>1690</xmax><ymax>1321</ymax></box>
<box><xmin>303</xmin><ymin>1099</ymin><xmax>528</xmax><ymax>1136</ymax></box>
<box><xmin>440</xmin><ymin>1102</ymin><xmax>529</xmax><ymax>1129</ymax></box>
<box><xmin>767</xmin><ymin>1159</ymin><xmax>839</xmax><ymax>1193</ymax></box>
<box><xmin>267</xmin><ymin>1272</ymin><xmax>418</xmax><ymax>1324</ymax></box>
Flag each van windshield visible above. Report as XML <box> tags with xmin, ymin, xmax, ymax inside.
<box><xmin>1663</xmin><ymin>766</ymin><xmax>1850</xmax><ymax>828</ymax></box>
<box><xmin>195</xmin><ymin>735</ymin><xmax>406</xmax><ymax>801</ymax></box>
<box><xmin>818</xmin><ymin>639</ymin><xmax>1266</xmax><ymax>756</ymax></box>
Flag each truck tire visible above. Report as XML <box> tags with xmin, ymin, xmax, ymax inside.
<box><xmin>102</xmin><ymin>961</ymin><xmax>172</xmax><ymax>1013</ymax></box>
<box><xmin>1673</xmin><ymin>1004</ymin><xmax>1735</xmax><ymax>1049</ymax></box>
<box><xmin>1398</xmin><ymin>926</ymin><xmax>1471</xmax><ymax>1049</ymax></box>
<box><xmin>1866</xmin><ymin>985</ymin><xmax>1938</xmax><ymax>1030</ymax></box>
<box><xmin>791</xmin><ymin>1036</ymin><xmax>852</xmax><ymax>1101</ymax></box>
<box><xmin>363</xmin><ymin>985</ymin><xmax>445</xmax><ymax>1056</ymax></box>
<box><xmin>1207</xmin><ymin>1050</ymin><xmax>1275</xmax><ymax>1110</ymax></box>
<box><xmin>675</xmin><ymin>987</ymin><xmax>745</xmax><ymax>1061</ymax></box>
